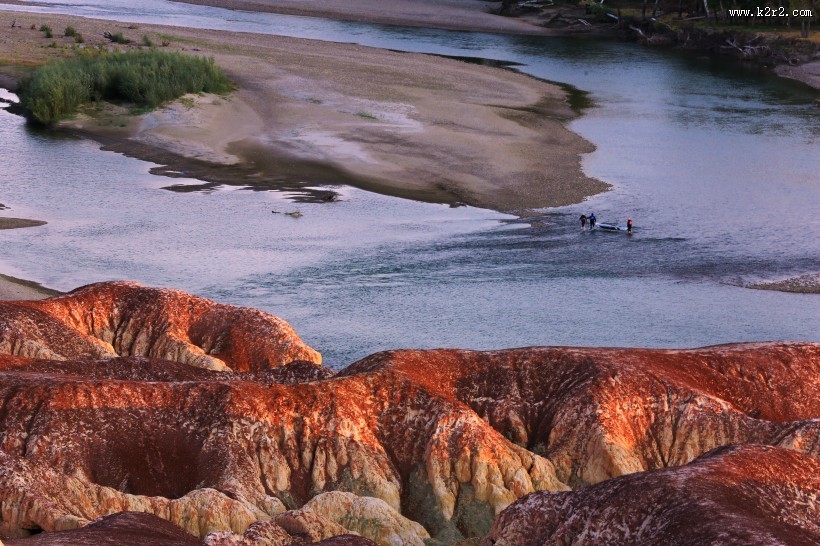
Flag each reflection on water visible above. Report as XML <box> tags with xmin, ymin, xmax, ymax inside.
<box><xmin>0</xmin><ymin>1</ymin><xmax>818</xmax><ymax>365</ymax></box>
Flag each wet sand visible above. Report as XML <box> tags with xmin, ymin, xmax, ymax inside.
<box><xmin>748</xmin><ymin>273</ymin><xmax>820</xmax><ymax>294</ymax></box>
<box><xmin>0</xmin><ymin>273</ymin><xmax>59</xmax><ymax>300</ymax></box>
<box><xmin>775</xmin><ymin>61</ymin><xmax>820</xmax><ymax>92</ymax></box>
<box><xmin>0</xmin><ymin>217</ymin><xmax>46</xmax><ymax>230</ymax></box>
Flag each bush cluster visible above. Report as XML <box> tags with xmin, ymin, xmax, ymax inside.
<box><xmin>18</xmin><ymin>50</ymin><xmax>233</xmax><ymax>124</ymax></box>
<box><xmin>108</xmin><ymin>32</ymin><xmax>130</xmax><ymax>44</ymax></box>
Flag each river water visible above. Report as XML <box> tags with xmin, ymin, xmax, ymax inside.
<box><xmin>1</xmin><ymin>1</ymin><xmax>818</xmax><ymax>367</ymax></box>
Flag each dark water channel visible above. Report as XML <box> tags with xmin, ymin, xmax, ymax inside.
<box><xmin>1</xmin><ymin>1</ymin><xmax>818</xmax><ymax>366</ymax></box>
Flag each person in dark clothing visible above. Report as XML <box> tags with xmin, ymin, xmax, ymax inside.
<box><xmin>627</xmin><ymin>218</ymin><xmax>633</xmax><ymax>234</ymax></box>
<box><xmin>580</xmin><ymin>214</ymin><xmax>587</xmax><ymax>231</ymax></box>
<box><xmin>589</xmin><ymin>213</ymin><xmax>596</xmax><ymax>229</ymax></box>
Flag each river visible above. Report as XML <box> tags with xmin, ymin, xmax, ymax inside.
<box><xmin>1</xmin><ymin>0</ymin><xmax>818</xmax><ymax>367</ymax></box>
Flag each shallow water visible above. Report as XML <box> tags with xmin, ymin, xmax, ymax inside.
<box><xmin>0</xmin><ymin>1</ymin><xmax>818</xmax><ymax>366</ymax></box>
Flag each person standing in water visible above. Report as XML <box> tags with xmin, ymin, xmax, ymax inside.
<box><xmin>627</xmin><ymin>218</ymin><xmax>633</xmax><ymax>234</ymax></box>
<box><xmin>580</xmin><ymin>214</ymin><xmax>587</xmax><ymax>231</ymax></box>
<box><xmin>589</xmin><ymin>213</ymin><xmax>596</xmax><ymax>230</ymax></box>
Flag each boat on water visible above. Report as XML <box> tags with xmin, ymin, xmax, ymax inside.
<box><xmin>596</xmin><ymin>222</ymin><xmax>628</xmax><ymax>232</ymax></box>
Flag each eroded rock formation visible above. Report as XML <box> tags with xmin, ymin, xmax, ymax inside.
<box><xmin>484</xmin><ymin>444</ymin><xmax>820</xmax><ymax>545</ymax></box>
<box><xmin>0</xmin><ymin>350</ymin><xmax>564</xmax><ymax>542</ymax></box>
<box><xmin>0</xmin><ymin>283</ymin><xmax>816</xmax><ymax>544</ymax></box>
<box><xmin>0</xmin><ymin>281</ymin><xmax>321</xmax><ymax>371</ymax></box>
<box><xmin>342</xmin><ymin>344</ymin><xmax>820</xmax><ymax>486</ymax></box>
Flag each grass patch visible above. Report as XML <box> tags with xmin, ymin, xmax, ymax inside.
<box><xmin>356</xmin><ymin>111</ymin><xmax>378</xmax><ymax>120</ymax></box>
<box><xmin>106</xmin><ymin>32</ymin><xmax>130</xmax><ymax>44</ymax></box>
<box><xmin>142</xmin><ymin>35</ymin><xmax>155</xmax><ymax>48</ymax></box>
<box><xmin>179</xmin><ymin>96</ymin><xmax>195</xmax><ymax>109</ymax></box>
<box><xmin>18</xmin><ymin>49</ymin><xmax>234</xmax><ymax>124</ymax></box>
<box><xmin>40</xmin><ymin>24</ymin><xmax>53</xmax><ymax>39</ymax></box>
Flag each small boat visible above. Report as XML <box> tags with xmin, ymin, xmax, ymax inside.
<box><xmin>597</xmin><ymin>222</ymin><xmax>627</xmax><ymax>232</ymax></box>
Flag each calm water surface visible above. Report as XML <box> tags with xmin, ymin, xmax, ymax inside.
<box><xmin>1</xmin><ymin>1</ymin><xmax>818</xmax><ymax>366</ymax></box>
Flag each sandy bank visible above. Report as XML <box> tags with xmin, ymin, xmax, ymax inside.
<box><xmin>775</xmin><ymin>61</ymin><xmax>820</xmax><ymax>91</ymax></box>
<box><xmin>0</xmin><ymin>10</ymin><xmax>606</xmax><ymax>211</ymax></box>
<box><xmin>0</xmin><ymin>216</ymin><xmax>54</xmax><ymax>299</ymax></box>
<box><xmin>748</xmin><ymin>273</ymin><xmax>820</xmax><ymax>294</ymax></box>
<box><xmin>0</xmin><ymin>274</ymin><xmax>59</xmax><ymax>300</ymax></box>
<box><xmin>0</xmin><ymin>217</ymin><xmax>46</xmax><ymax>230</ymax></box>
<box><xmin>176</xmin><ymin>0</ymin><xmax>551</xmax><ymax>35</ymax></box>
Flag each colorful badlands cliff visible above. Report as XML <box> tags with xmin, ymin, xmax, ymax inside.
<box><xmin>0</xmin><ymin>282</ymin><xmax>816</xmax><ymax>544</ymax></box>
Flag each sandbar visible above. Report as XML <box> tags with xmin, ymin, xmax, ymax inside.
<box><xmin>0</xmin><ymin>217</ymin><xmax>46</xmax><ymax>230</ymax></box>
<box><xmin>0</xmin><ymin>10</ymin><xmax>606</xmax><ymax>211</ymax></box>
<box><xmin>748</xmin><ymin>273</ymin><xmax>820</xmax><ymax>294</ymax></box>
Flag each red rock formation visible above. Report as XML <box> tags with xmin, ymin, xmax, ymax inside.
<box><xmin>0</xmin><ymin>283</ymin><xmax>816</xmax><ymax>544</ymax></box>
<box><xmin>0</xmin><ymin>350</ymin><xmax>564</xmax><ymax>541</ymax></box>
<box><xmin>2</xmin><ymin>282</ymin><xmax>320</xmax><ymax>371</ymax></box>
<box><xmin>342</xmin><ymin>343</ymin><xmax>820</xmax><ymax>486</ymax></box>
<box><xmin>483</xmin><ymin>444</ymin><xmax>820</xmax><ymax>545</ymax></box>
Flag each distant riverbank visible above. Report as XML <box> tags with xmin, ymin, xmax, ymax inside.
<box><xmin>178</xmin><ymin>0</ymin><xmax>820</xmax><ymax>90</ymax></box>
<box><xmin>174</xmin><ymin>0</ymin><xmax>553</xmax><ymax>35</ymax></box>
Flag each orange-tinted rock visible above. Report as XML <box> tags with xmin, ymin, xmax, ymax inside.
<box><xmin>0</xmin><ymin>350</ymin><xmax>564</xmax><ymax>541</ymax></box>
<box><xmin>3</xmin><ymin>282</ymin><xmax>320</xmax><ymax>371</ymax></box>
<box><xmin>0</xmin><ymin>449</ymin><xmax>272</xmax><ymax>539</ymax></box>
<box><xmin>0</xmin><ymin>285</ymin><xmax>816</xmax><ymax>543</ymax></box>
<box><xmin>483</xmin><ymin>444</ymin><xmax>820</xmax><ymax>545</ymax></box>
<box><xmin>343</xmin><ymin>343</ymin><xmax>820</xmax><ymax>486</ymax></box>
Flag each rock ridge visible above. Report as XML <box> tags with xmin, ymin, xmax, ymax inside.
<box><xmin>0</xmin><ymin>283</ymin><xmax>816</xmax><ymax>544</ymax></box>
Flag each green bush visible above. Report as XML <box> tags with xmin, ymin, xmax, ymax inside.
<box><xmin>142</xmin><ymin>35</ymin><xmax>154</xmax><ymax>47</ymax></box>
<box><xmin>40</xmin><ymin>24</ymin><xmax>53</xmax><ymax>38</ymax></box>
<box><xmin>64</xmin><ymin>26</ymin><xmax>77</xmax><ymax>37</ymax></box>
<box><xmin>74</xmin><ymin>33</ymin><xmax>84</xmax><ymax>44</ymax></box>
<box><xmin>18</xmin><ymin>50</ymin><xmax>234</xmax><ymax>124</ymax></box>
<box><xmin>108</xmin><ymin>32</ymin><xmax>129</xmax><ymax>44</ymax></box>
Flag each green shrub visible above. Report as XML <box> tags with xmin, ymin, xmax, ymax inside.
<box><xmin>142</xmin><ymin>35</ymin><xmax>154</xmax><ymax>47</ymax></box>
<box><xmin>18</xmin><ymin>50</ymin><xmax>234</xmax><ymax>124</ymax></box>
<box><xmin>40</xmin><ymin>24</ymin><xmax>53</xmax><ymax>38</ymax></box>
<box><xmin>64</xmin><ymin>26</ymin><xmax>77</xmax><ymax>37</ymax></box>
<box><xmin>74</xmin><ymin>33</ymin><xmax>84</xmax><ymax>44</ymax></box>
<box><xmin>107</xmin><ymin>32</ymin><xmax>129</xmax><ymax>44</ymax></box>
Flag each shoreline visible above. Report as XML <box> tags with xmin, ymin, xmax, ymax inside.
<box><xmin>0</xmin><ymin>217</ymin><xmax>46</xmax><ymax>230</ymax></box>
<box><xmin>0</xmin><ymin>273</ymin><xmax>60</xmax><ymax>300</ymax></box>
<box><xmin>0</xmin><ymin>219</ymin><xmax>55</xmax><ymax>299</ymax></box>
<box><xmin>0</xmin><ymin>10</ymin><xmax>607</xmax><ymax>212</ymax></box>
<box><xmin>176</xmin><ymin>0</ymin><xmax>820</xmax><ymax>91</ymax></box>
<box><xmin>173</xmin><ymin>0</ymin><xmax>556</xmax><ymax>35</ymax></box>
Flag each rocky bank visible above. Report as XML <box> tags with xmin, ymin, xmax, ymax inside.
<box><xmin>0</xmin><ymin>282</ymin><xmax>816</xmax><ymax>544</ymax></box>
